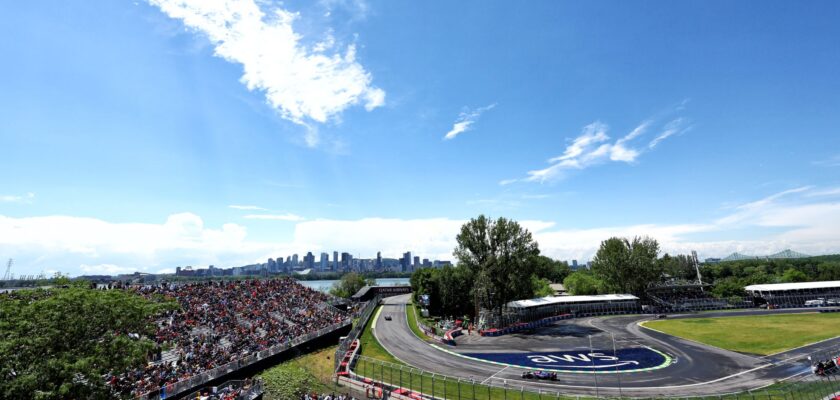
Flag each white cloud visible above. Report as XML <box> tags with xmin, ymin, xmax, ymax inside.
<box><xmin>0</xmin><ymin>212</ymin><xmax>294</xmax><ymax>277</ymax></box>
<box><xmin>80</xmin><ymin>264</ymin><xmax>140</xmax><ymax>276</ymax></box>
<box><xmin>443</xmin><ymin>104</ymin><xmax>496</xmax><ymax>140</ymax></box>
<box><xmin>806</xmin><ymin>187</ymin><xmax>840</xmax><ymax>197</ymax></box>
<box><xmin>649</xmin><ymin>118</ymin><xmax>688</xmax><ymax>149</ymax></box>
<box><xmin>229</xmin><ymin>204</ymin><xmax>267</xmax><ymax>211</ymax></box>
<box><xmin>148</xmin><ymin>0</ymin><xmax>385</xmax><ymax>147</ymax></box>
<box><xmin>813</xmin><ymin>155</ymin><xmax>840</xmax><ymax>167</ymax></box>
<box><xmin>4</xmin><ymin>188</ymin><xmax>839</xmax><ymax>278</ymax></box>
<box><xmin>516</xmin><ymin>116</ymin><xmax>688</xmax><ymax>184</ymax></box>
<box><xmin>243</xmin><ymin>213</ymin><xmax>306</xmax><ymax>221</ymax></box>
<box><xmin>0</xmin><ymin>192</ymin><xmax>35</xmax><ymax>204</ymax></box>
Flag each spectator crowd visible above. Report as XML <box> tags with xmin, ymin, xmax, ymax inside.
<box><xmin>107</xmin><ymin>278</ymin><xmax>348</xmax><ymax>397</ymax></box>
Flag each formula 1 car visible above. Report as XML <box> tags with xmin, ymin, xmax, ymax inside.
<box><xmin>521</xmin><ymin>370</ymin><xmax>558</xmax><ymax>381</ymax></box>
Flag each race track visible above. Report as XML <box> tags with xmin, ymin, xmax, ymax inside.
<box><xmin>372</xmin><ymin>294</ymin><xmax>840</xmax><ymax>397</ymax></box>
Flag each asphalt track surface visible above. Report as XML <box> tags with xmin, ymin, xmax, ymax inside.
<box><xmin>373</xmin><ymin>294</ymin><xmax>840</xmax><ymax>397</ymax></box>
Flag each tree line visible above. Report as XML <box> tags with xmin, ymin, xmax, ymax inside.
<box><xmin>410</xmin><ymin>214</ymin><xmax>840</xmax><ymax>320</ymax></box>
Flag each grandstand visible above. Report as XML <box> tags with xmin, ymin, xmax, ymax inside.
<box><xmin>480</xmin><ymin>294</ymin><xmax>640</xmax><ymax>329</ymax></box>
<box><xmin>646</xmin><ymin>282</ymin><xmax>747</xmax><ymax>311</ymax></box>
<box><xmin>721</xmin><ymin>249</ymin><xmax>811</xmax><ymax>262</ymax></box>
<box><xmin>745</xmin><ymin>281</ymin><xmax>840</xmax><ymax>308</ymax></box>
<box><xmin>107</xmin><ymin>278</ymin><xmax>350</xmax><ymax>399</ymax></box>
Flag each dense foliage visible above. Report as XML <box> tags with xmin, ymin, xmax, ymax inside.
<box><xmin>260</xmin><ymin>363</ymin><xmax>314</xmax><ymax>400</ymax></box>
<box><xmin>590</xmin><ymin>236</ymin><xmax>661</xmax><ymax>297</ymax></box>
<box><xmin>0</xmin><ymin>285</ymin><xmax>176</xmax><ymax>399</ymax></box>
<box><xmin>411</xmin><ymin>215</ymin><xmax>571</xmax><ymax>319</ymax></box>
<box><xmin>329</xmin><ymin>272</ymin><xmax>376</xmax><ymax>298</ymax></box>
<box><xmin>700</xmin><ymin>255</ymin><xmax>840</xmax><ymax>298</ymax></box>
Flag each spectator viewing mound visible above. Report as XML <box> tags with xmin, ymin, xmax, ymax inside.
<box><xmin>111</xmin><ymin>277</ymin><xmax>350</xmax><ymax>398</ymax></box>
<box><xmin>642</xmin><ymin>312</ymin><xmax>840</xmax><ymax>355</ymax></box>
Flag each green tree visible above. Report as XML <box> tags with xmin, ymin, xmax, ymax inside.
<box><xmin>531</xmin><ymin>276</ymin><xmax>555</xmax><ymax>297</ymax></box>
<box><xmin>410</xmin><ymin>267</ymin><xmax>442</xmax><ymax>314</ymax></box>
<box><xmin>438</xmin><ymin>265</ymin><xmax>474</xmax><ymax>318</ymax></box>
<box><xmin>532</xmin><ymin>255</ymin><xmax>571</xmax><ymax>283</ymax></box>
<box><xmin>781</xmin><ymin>268</ymin><xmax>808</xmax><ymax>283</ymax></box>
<box><xmin>659</xmin><ymin>254</ymin><xmax>697</xmax><ymax>281</ymax></box>
<box><xmin>0</xmin><ymin>287</ymin><xmax>176</xmax><ymax>399</ymax></box>
<box><xmin>329</xmin><ymin>272</ymin><xmax>375</xmax><ymax>298</ymax></box>
<box><xmin>591</xmin><ymin>236</ymin><xmax>661</xmax><ymax>296</ymax></box>
<box><xmin>563</xmin><ymin>271</ymin><xmax>604</xmax><ymax>295</ymax></box>
<box><xmin>454</xmin><ymin>215</ymin><xmax>541</xmax><ymax>317</ymax></box>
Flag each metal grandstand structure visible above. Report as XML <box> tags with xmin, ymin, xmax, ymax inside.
<box><xmin>721</xmin><ymin>249</ymin><xmax>811</xmax><ymax>262</ymax></box>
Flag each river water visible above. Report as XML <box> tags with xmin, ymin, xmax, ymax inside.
<box><xmin>298</xmin><ymin>277</ymin><xmax>410</xmax><ymax>292</ymax></box>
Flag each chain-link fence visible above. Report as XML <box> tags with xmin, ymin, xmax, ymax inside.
<box><xmin>341</xmin><ymin>351</ymin><xmax>840</xmax><ymax>400</ymax></box>
<box><xmin>335</xmin><ymin>294</ymin><xmax>383</xmax><ymax>371</ymax></box>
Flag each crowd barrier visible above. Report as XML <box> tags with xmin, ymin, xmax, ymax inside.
<box><xmin>334</xmin><ymin>295</ymin><xmax>382</xmax><ymax>371</ymax></box>
<box><xmin>413</xmin><ymin>307</ymin><xmax>457</xmax><ymax>346</ymax></box>
<box><xmin>137</xmin><ymin>319</ymin><xmax>351</xmax><ymax>400</ymax></box>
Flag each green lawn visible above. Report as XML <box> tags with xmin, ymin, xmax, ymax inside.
<box><xmin>406</xmin><ymin>302</ymin><xmax>435</xmax><ymax>342</ymax></box>
<box><xmin>642</xmin><ymin>312</ymin><xmax>840</xmax><ymax>355</ymax></box>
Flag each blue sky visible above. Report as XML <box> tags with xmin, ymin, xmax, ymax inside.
<box><xmin>1</xmin><ymin>0</ymin><xmax>839</xmax><ymax>277</ymax></box>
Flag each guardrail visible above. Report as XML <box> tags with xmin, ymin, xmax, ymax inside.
<box><xmin>137</xmin><ymin>319</ymin><xmax>351</xmax><ymax>400</ymax></box>
<box><xmin>334</xmin><ymin>294</ymin><xmax>382</xmax><ymax>371</ymax></box>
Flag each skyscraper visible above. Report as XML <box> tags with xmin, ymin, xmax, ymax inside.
<box><xmin>376</xmin><ymin>251</ymin><xmax>382</xmax><ymax>270</ymax></box>
<box><xmin>401</xmin><ymin>251</ymin><xmax>412</xmax><ymax>272</ymax></box>
<box><xmin>320</xmin><ymin>252</ymin><xmax>329</xmax><ymax>272</ymax></box>
<box><xmin>304</xmin><ymin>252</ymin><xmax>314</xmax><ymax>270</ymax></box>
<box><xmin>333</xmin><ymin>251</ymin><xmax>339</xmax><ymax>271</ymax></box>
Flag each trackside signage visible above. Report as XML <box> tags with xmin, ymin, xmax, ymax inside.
<box><xmin>461</xmin><ymin>347</ymin><xmax>671</xmax><ymax>373</ymax></box>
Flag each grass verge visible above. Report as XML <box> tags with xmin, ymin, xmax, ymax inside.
<box><xmin>642</xmin><ymin>312</ymin><xmax>840</xmax><ymax>355</ymax></box>
<box><xmin>406</xmin><ymin>302</ymin><xmax>435</xmax><ymax>342</ymax></box>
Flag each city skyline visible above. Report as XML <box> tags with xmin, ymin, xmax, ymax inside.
<box><xmin>1</xmin><ymin>1</ymin><xmax>839</xmax><ymax>277</ymax></box>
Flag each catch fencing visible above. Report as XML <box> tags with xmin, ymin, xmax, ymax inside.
<box><xmin>136</xmin><ymin>320</ymin><xmax>351</xmax><ymax>400</ymax></box>
<box><xmin>342</xmin><ymin>348</ymin><xmax>840</xmax><ymax>400</ymax></box>
<box><xmin>334</xmin><ymin>294</ymin><xmax>382</xmax><ymax>371</ymax></box>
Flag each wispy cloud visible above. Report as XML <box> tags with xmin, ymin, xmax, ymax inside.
<box><xmin>649</xmin><ymin>118</ymin><xmax>689</xmax><ymax>149</ymax></box>
<box><xmin>0</xmin><ymin>192</ymin><xmax>35</xmax><ymax>204</ymax></box>
<box><xmin>228</xmin><ymin>205</ymin><xmax>267</xmax><ymax>211</ymax></box>
<box><xmin>813</xmin><ymin>155</ymin><xmax>840</xmax><ymax>167</ymax></box>
<box><xmin>443</xmin><ymin>104</ymin><xmax>496</xmax><ymax>140</ymax></box>
<box><xmin>148</xmin><ymin>0</ymin><xmax>385</xmax><ymax>147</ymax></box>
<box><xmin>243</xmin><ymin>213</ymin><xmax>306</xmax><ymax>221</ymax></box>
<box><xmin>806</xmin><ymin>187</ymin><xmax>840</xmax><ymax>197</ymax></box>
<box><xmin>504</xmin><ymin>112</ymin><xmax>689</xmax><ymax>184</ymax></box>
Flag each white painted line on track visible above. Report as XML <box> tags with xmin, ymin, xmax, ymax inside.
<box><xmin>481</xmin><ymin>366</ymin><xmax>509</xmax><ymax>385</ymax></box>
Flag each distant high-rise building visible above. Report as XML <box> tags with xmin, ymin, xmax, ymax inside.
<box><xmin>303</xmin><ymin>252</ymin><xmax>314</xmax><ymax>270</ymax></box>
<box><xmin>401</xmin><ymin>252</ymin><xmax>412</xmax><ymax>272</ymax></box>
<box><xmin>333</xmin><ymin>251</ymin><xmax>339</xmax><ymax>271</ymax></box>
<box><xmin>291</xmin><ymin>254</ymin><xmax>299</xmax><ymax>266</ymax></box>
<box><xmin>376</xmin><ymin>251</ymin><xmax>382</xmax><ymax>270</ymax></box>
<box><xmin>571</xmin><ymin>260</ymin><xmax>578</xmax><ymax>269</ymax></box>
<box><xmin>267</xmin><ymin>258</ymin><xmax>276</xmax><ymax>272</ymax></box>
<box><xmin>413</xmin><ymin>256</ymin><xmax>420</xmax><ymax>269</ymax></box>
<box><xmin>422</xmin><ymin>258</ymin><xmax>430</xmax><ymax>268</ymax></box>
<box><xmin>341</xmin><ymin>252</ymin><xmax>352</xmax><ymax>271</ymax></box>
<box><xmin>320</xmin><ymin>252</ymin><xmax>329</xmax><ymax>271</ymax></box>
